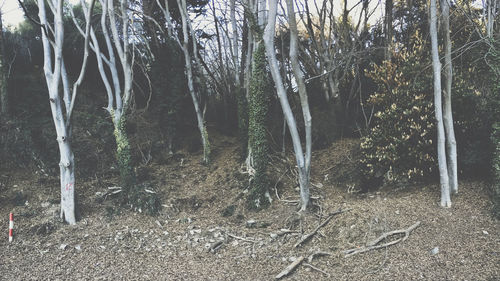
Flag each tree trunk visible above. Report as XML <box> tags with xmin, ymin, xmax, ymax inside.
<box><xmin>264</xmin><ymin>0</ymin><xmax>310</xmax><ymax>211</ymax></box>
<box><xmin>0</xmin><ymin>11</ymin><xmax>8</xmax><ymax>118</ymax></box>
<box><xmin>58</xmin><ymin>140</ymin><xmax>76</xmax><ymax>224</ymax></box>
<box><xmin>430</xmin><ymin>0</ymin><xmax>451</xmax><ymax>207</ymax></box>
<box><xmin>384</xmin><ymin>0</ymin><xmax>393</xmax><ymax>60</ymax></box>
<box><xmin>286</xmin><ymin>0</ymin><xmax>312</xmax><ymax>211</ymax></box>
<box><xmin>440</xmin><ymin>0</ymin><xmax>458</xmax><ymax>194</ymax></box>
<box><xmin>38</xmin><ymin>0</ymin><xmax>78</xmax><ymax>224</ymax></box>
<box><xmin>177</xmin><ymin>0</ymin><xmax>211</xmax><ymax>164</ymax></box>
<box><xmin>113</xmin><ymin>114</ymin><xmax>135</xmax><ymax>189</ymax></box>
<box><xmin>247</xmin><ymin>42</ymin><xmax>270</xmax><ymax>209</ymax></box>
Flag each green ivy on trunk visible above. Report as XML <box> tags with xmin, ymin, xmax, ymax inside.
<box><xmin>247</xmin><ymin>42</ymin><xmax>270</xmax><ymax>210</ymax></box>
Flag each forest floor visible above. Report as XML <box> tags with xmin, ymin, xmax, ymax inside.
<box><xmin>0</xmin><ymin>134</ymin><xmax>499</xmax><ymax>280</ymax></box>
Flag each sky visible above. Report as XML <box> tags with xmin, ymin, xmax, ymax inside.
<box><xmin>1</xmin><ymin>0</ymin><xmax>385</xmax><ymax>29</ymax></box>
<box><xmin>2</xmin><ymin>0</ymin><xmax>24</xmax><ymax>28</ymax></box>
<box><xmin>0</xmin><ymin>0</ymin><xmax>487</xmax><ymax>30</ymax></box>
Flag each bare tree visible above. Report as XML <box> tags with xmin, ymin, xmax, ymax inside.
<box><xmin>430</xmin><ymin>0</ymin><xmax>451</xmax><ymax>207</ymax></box>
<box><xmin>36</xmin><ymin>0</ymin><xmax>96</xmax><ymax>224</ymax></box>
<box><xmin>176</xmin><ymin>0</ymin><xmax>211</xmax><ymax>164</ymax></box>
<box><xmin>440</xmin><ymin>0</ymin><xmax>458</xmax><ymax>194</ymax></box>
<box><xmin>71</xmin><ymin>0</ymin><xmax>136</xmax><ymax>188</ymax></box>
<box><xmin>264</xmin><ymin>0</ymin><xmax>311</xmax><ymax>211</ymax></box>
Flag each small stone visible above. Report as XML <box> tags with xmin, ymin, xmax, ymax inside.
<box><xmin>395</xmin><ymin>210</ymin><xmax>400</xmax><ymax>215</ymax></box>
<box><xmin>246</xmin><ymin>220</ymin><xmax>256</xmax><ymax>227</ymax></box>
<box><xmin>289</xmin><ymin>256</ymin><xmax>297</xmax><ymax>262</ymax></box>
<box><xmin>59</xmin><ymin>244</ymin><xmax>67</xmax><ymax>250</ymax></box>
<box><xmin>75</xmin><ymin>245</ymin><xmax>81</xmax><ymax>251</ymax></box>
<box><xmin>430</xmin><ymin>247</ymin><xmax>439</xmax><ymax>255</ymax></box>
<box><xmin>270</xmin><ymin>233</ymin><xmax>278</xmax><ymax>239</ymax></box>
<box><xmin>482</xmin><ymin>230</ymin><xmax>489</xmax><ymax>235</ymax></box>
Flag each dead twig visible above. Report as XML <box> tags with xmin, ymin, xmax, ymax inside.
<box><xmin>227</xmin><ymin>233</ymin><xmax>256</xmax><ymax>243</ymax></box>
<box><xmin>343</xmin><ymin>221</ymin><xmax>421</xmax><ymax>257</ymax></box>
<box><xmin>207</xmin><ymin>241</ymin><xmax>224</xmax><ymax>253</ymax></box>
<box><xmin>307</xmin><ymin>250</ymin><xmax>333</xmax><ymax>263</ymax></box>
<box><xmin>294</xmin><ymin>208</ymin><xmax>350</xmax><ymax>248</ymax></box>
<box><xmin>271</xmin><ymin>229</ymin><xmax>299</xmax><ymax>238</ymax></box>
<box><xmin>275</xmin><ymin>256</ymin><xmax>305</xmax><ymax>279</ymax></box>
<box><xmin>303</xmin><ymin>263</ymin><xmax>330</xmax><ymax>277</ymax></box>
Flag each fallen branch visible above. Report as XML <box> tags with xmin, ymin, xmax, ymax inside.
<box><xmin>207</xmin><ymin>241</ymin><xmax>224</xmax><ymax>253</ymax></box>
<box><xmin>343</xmin><ymin>221</ymin><xmax>421</xmax><ymax>257</ymax></box>
<box><xmin>307</xmin><ymin>250</ymin><xmax>333</xmax><ymax>263</ymax></box>
<box><xmin>303</xmin><ymin>263</ymin><xmax>330</xmax><ymax>277</ymax></box>
<box><xmin>275</xmin><ymin>256</ymin><xmax>304</xmax><ymax>279</ymax></box>
<box><xmin>227</xmin><ymin>233</ymin><xmax>256</xmax><ymax>243</ymax></box>
<box><xmin>294</xmin><ymin>208</ymin><xmax>350</xmax><ymax>248</ymax></box>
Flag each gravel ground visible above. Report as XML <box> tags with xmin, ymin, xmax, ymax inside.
<box><xmin>1</xmin><ymin>138</ymin><xmax>499</xmax><ymax>280</ymax></box>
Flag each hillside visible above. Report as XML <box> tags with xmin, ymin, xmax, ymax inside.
<box><xmin>1</xmin><ymin>135</ymin><xmax>498</xmax><ymax>280</ymax></box>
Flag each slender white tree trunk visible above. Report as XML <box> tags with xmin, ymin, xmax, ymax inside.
<box><xmin>286</xmin><ymin>0</ymin><xmax>312</xmax><ymax>211</ymax></box>
<box><xmin>230</xmin><ymin>0</ymin><xmax>240</xmax><ymax>85</ymax></box>
<box><xmin>38</xmin><ymin>0</ymin><xmax>77</xmax><ymax>224</ymax></box>
<box><xmin>264</xmin><ymin>0</ymin><xmax>310</xmax><ymax>211</ymax></box>
<box><xmin>177</xmin><ymin>0</ymin><xmax>211</xmax><ymax>163</ymax></box>
<box><xmin>430</xmin><ymin>0</ymin><xmax>451</xmax><ymax>207</ymax></box>
<box><xmin>0</xmin><ymin>11</ymin><xmax>8</xmax><ymax>118</ymax></box>
<box><xmin>440</xmin><ymin>0</ymin><xmax>458</xmax><ymax>194</ymax></box>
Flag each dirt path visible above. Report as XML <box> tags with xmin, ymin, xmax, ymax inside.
<box><xmin>1</xmin><ymin>137</ymin><xmax>499</xmax><ymax>280</ymax></box>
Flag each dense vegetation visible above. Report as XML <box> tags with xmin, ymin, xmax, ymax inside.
<box><xmin>0</xmin><ymin>0</ymin><xmax>498</xmax><ymax>218</ymax></box>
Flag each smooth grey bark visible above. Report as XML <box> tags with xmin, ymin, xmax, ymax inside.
<box><xmin>39</xmin><ymin>0</ymin><xmax>73</xmax><ymax>224</ymax></box>
<box><xmin>73</xmin><ymin>0</ymin><xmax>135</xmax><ymax>187</ymax></box>
<box><xmin>230</xmin><ymin>0</ymin><xmax>240</xmax><ymax>86</ymax></box>
<box><xmin>37</xmin><ymin>0</ymin><xmax>95</xmax><ymax>224</ymax></box>
<box><xmin>384</xmin><ymin>0</ymin><xmax>393</xmax><ymax>60</ymax></box>
<box><xmin>430</xmin><ymin>0</ymin><xmax>451</xmax><ymax>207</ymax></box>
<box><xmin>0</xmin><ymin>11</ymin><xmax>8</xmax><ymax>118</ymax></box>
<box><xmin>486</xmin><ymin>0</ymin><xmax>499</xmax><ymax>38</ymax></box>
<box><xmin>286</xmin><ymin>0</ymin><xmax>312</xmax><ymax>211</ymax></box>
<box><xmin>177</xmin><ymin>0</ymin><xmax>211</xmax><ymax>164</ymax></box>
<box><xmin>244</xmin><ymin>0</ymin><xmax>255</xmax><ymax>101</ymax></box>
<box><xmin>440</xmin><ymin>0</ymin><xmax>458</xmax><ymax>194</ymax></box>
<box><xmin>264</xmin><ymin>0</ymin><xmax>310</xmax><ymax>211</ymax></box>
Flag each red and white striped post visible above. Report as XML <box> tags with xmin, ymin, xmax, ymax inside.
<box><xmin>9</xmin><ymin>213</ymin><xmax>13</xmax><ymax>242</ymax></box>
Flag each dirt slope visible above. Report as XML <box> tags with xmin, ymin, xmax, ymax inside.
<box><xmin>0</xmin><ymin>135</ymin><xmax>499</xmax><ymax>280</ymax></box>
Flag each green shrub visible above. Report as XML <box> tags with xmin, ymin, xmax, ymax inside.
<box><xmin>360</xmin><ymin>38</ymin><xmax>436</xmax><ymax>187</ymax></box>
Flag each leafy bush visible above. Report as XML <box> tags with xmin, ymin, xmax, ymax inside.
<box><xmin>360</xmin><ymin>37</ymin><xmax>436</xmax><ymax>187</ymax></box>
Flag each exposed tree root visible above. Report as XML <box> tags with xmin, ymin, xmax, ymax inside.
<box><xmin>275</xmin><ymin>256</ymin><xmax>304</xmax><ymax>279</ymax></box>
<box><xmin>343</xmin><ymin>221</ymin><xmax>421</xmax><ymax>257</ymax></box>
<box><xmin>294</xmin><ymin>208</ymin><xmax>350</xmax><ymax>248</ymax></box>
